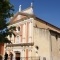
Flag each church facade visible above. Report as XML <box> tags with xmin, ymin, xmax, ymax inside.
<box><xmin>5</xmin><ymin>4</ymin><xmax>60</xmax><ymax>60</ymax></box>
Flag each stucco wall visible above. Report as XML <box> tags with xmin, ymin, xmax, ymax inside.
<box><xmin>33</xmin><ymin>27</ymin><xmax>51</xmax><ymax>60</ymax></box>
<box><xmin>57</xmin><ymin>36</ymin><xmax>60</xmax><ymax>60</ymax></box>
<box><xmin>32</xmin><ymin>26</ymin><xmax>60</xmax><ymax>60</ymax></box>
<box><xmin>50</xmin><ymin>32</ymin><xmax>60</xmax><ymax>60</ymax></box>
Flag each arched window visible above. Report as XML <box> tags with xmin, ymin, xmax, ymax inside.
<box><xmin>16</xmin><ymin>26</ymin><xmax>20</xmax><ymax>32</ymax></box>
<box><xmin>18</xmin><ymin>27</ymin><xmax>20</xmax><ymax>31</ymax></box>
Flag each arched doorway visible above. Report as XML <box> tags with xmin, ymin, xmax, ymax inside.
<box><xmin>15</xmin><ymin>51</ymin><xmax>21</xmax><ymax>60</ymax></box>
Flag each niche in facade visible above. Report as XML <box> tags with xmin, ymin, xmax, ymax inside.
<box><xmin>35</xmin><ymin>46</ymin><xmax>39</xmax><ymax>50</ymax></box>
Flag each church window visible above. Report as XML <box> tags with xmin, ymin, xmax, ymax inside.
<box><xmin>16</xmin><ymin>26</ymin><xmax>20</xmax><ymax>33</ymax></box>
<box><xmin>18</xmin><ymin>27</ymin><xmax>20</xmax><ymax>31</ymax></box>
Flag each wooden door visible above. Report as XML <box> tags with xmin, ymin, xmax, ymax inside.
<box><xmin>15</xmin><ymin>52</ymin><xmax>20</xmax><ymax>60</ymax></box>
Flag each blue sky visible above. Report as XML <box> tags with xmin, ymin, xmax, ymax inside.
<box><xmin>10</xmin><ymin>0</ymin><xmax>60</xmax><ymax>28</ymax></box>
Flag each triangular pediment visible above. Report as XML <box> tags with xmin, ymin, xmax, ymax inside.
<box><xmin>9</xmin><ymin>6</ymin><xmax>34</xmax><ymax>24</ymax></box>
<box><xmin>9</xmin><ymin>12</ymin><xmax>27</xmax><ymax>24</ymax></box>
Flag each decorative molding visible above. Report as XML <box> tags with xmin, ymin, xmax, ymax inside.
<box><xmin>6</xmin><ymin>43</ymin><xmax>34</xmax><ymax>47</ymax></box>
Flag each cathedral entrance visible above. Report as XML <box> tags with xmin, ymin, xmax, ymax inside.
<box><xmin>15</xmin><ymin>51</ymin><xmax>21</xmax><ymax>60</ymax></box>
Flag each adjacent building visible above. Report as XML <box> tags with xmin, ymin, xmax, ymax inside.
<box><xmin>5</xmin><ymin>4</ymin><xmax>60</xmax><ymax>60</ymax></box>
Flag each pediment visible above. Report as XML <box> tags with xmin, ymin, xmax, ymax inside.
<box><xmin>10</xmin><ymin>12</ymin><xmax>27</xmax><ymax>24</ymax></box>
<box><xmin>9</xmin><ymin>6</ymin><xmax>34</xmax><ymax>24</ymax></box>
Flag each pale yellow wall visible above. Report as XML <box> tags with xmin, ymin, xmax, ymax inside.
<box><xmin>32</xmin><ymin>27</ymin><xmax>60</xmax><ymax>60</ymax></box>
<box><xmin>57</xmin><ymin>36</ymin><xmax>60</xmax><ymax>60</ymax></box>
<box><xmin>33</xmin><ymin>27</ymin><xmax>51</xmax><ymax>60</ymax></box>
<box><xmin>50</xmin><ymin>32</ymin><xmax>60</xmax><ymax>60</ymax></box>
<box><xmin>32</xmin><ymin>18</ymin><xmax>60</xmax><ymax>60</ymax></box>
